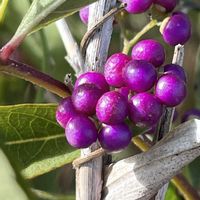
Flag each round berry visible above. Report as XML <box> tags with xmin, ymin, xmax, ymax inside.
<box><xmin>181</xmin><ymin>109</ymin><xmax>200</xmax><ymax>123</ymax></box>
<box><xmin>104</xmin><ymin>53</ymin><xmax>131</xmax><ymax>87</ymax></box>
<box><xmin>121</xmin><ymin>0</ymin><xmax>153</xmax><ymax>14</ymax></box>
<box><xmin>164</xmin><ymin>64</ymin><xmax>187</xmax><ymax>82</ymax></box>
<box><xmin>161</xmin><ymin>12</ymin><xmax>191</xmax><ymax>46</ymax></box>
<box><xmin>79</xmin><ymin>6</ymin><xmax>89</xmax><ymax>24</ymax></box>
<box><xmin>72</xmin><ymin>84</ymin><xmax>103</xmax><ymax>116</ymax></box>
<box><xmin>131</xmin><ymin>39</ymin><xmax>165</xmax><ymax>67</ymax></box>
<box><xmin>74</xmin><ymin>71</ymin><xmax>109</xmax><ymax>93</ymax></box>
<box><xmin>123</xmin><ymin>60</ymin><xmax>157</xmax><ymax>92</ymax></box>
<box><xmin>98</xmin><ymin>123</ymin><xmax>132</xmax><ymax>152</ymax></box>
<box><xmin>153</xmin><ymin>0</ymin><xmax>177</xmax><ymax>12</ymax></box>
<box><xmin>65</xmin><ymin>116</ymin><xmax>98</xmax><ymax>148</ymax></box>
<box><xmin>96</xmin><ymin>91</ymin><xmax>128</xmax><ymax>124</ymax></box>
<box><xmin>155</xmin><ymin>74</ymin><xmax>187</xmax><ymax>107</ymax></box>
<box><xmin>56</xmin><ymin>97</ymin><xmax>79</xmax><ymax>128</ymax></box>
<box><xmin>129</xmin><ymin>92</ymin><xmax>163</xmax><ymax>127</ymax></box>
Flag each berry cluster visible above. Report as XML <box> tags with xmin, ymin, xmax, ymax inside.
<box><xmin>56</xmin><ymin>39</ymin><xmax>187</xmax><ymax>151</ymax></box>
<box><xmin>56</xmin><ymin>0</ymin><xmax>191</xmax><ymax>152</ymax></box>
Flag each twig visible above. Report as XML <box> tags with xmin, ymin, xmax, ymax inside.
<box><xmin>155</xmin><ymin>45</ymin><xmax>184</xmax><ymax>141</ymax></box>
<box><xmin>132</xmin><ymin>134</ymin><xmax>200</xmax><ymax>200</ymax></box>
<box><xmin>122</xmin><ymin>19</ymin><xmax>158</xmax><ymax>55</ymax></box>
<box><xmin>0</xmin><ymin>0</ymin><xmax>9</xmax><ymax>24</ymax></box>
<box><xmin>80</xmin><ymin>3</ymin><xmax>125</xmax><ymax>57</ymax></box>
<box><xmin>0</xmin><ymin>59</ymin><xmax>71</xmax><ymax>98</ymax></box>
<box><xmin>154</xmin><ymin>45</ymin><xmax>185</xmax><ymax>200</ymax></box>
<box><xmin>172</xmin><ymin>174</ymin><xmax>200</xmax><ymax>200</ymax></box>
<box><xmin>56</xmin><ymin>19</ymin><xmax>84</xmax><ymax>76</ymax></box>
<box><xmin>73</xmin><ymin>148</ymin><xmax>106</xmax><ymax>169</ymax></box>
<box><xmin>76</xmin><ymin>1</ymin><xmax>116</xmax><ymax>200</ymax></box>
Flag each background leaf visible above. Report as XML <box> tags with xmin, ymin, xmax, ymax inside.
<box><xmin>165</xmin><ymin>184</ymin><xmax>181</xmax><ymax>200</ymax></box>
<box><xmin>0</xmin><ymin>146</ymin><xmax>34</xmax><ymax>200</ymax></box>
<box><xmin>7</xmin><ymin>0</ymin><xmax>96</xmax><ymax>49</ymax></box>
<box><xmin>0</xmin><ymin>104</ymin><xmax>80</xmax><ymax>179</ymax></box>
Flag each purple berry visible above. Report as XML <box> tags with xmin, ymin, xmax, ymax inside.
<box><xmin>129</xmin><ymin>92</ymin><xmax>163</xmax><ymax>127</ymax></box>
<box><xmin>98</xmin><ymin>123</ymin><xmax>132</xmax><ymax>152</ymax></box>
<box><xmin>164</xmin><ymin>64</ymin><xmax>187</xmax><ymax>82</ymax></box>
<box><xmin>131</xmin><ymin>39</ymin><xmax>165</xmax><ymax>68</ymax></box>
<box><xmin>123</xmin><ymin>60</ymin><xmax>157</xmax><ymax>93</ymax></box>
<box><xmin>121</xmin><ymin>0</ymin><xmax>153</xmax><ymax>14</ymax></box>
<box><xmin>155</xmin><ymin>74</ymin><xmax>187</xmax><ymax>107</ymax></box>
<box><xmin>153</xmin><ymin>0</ymin><xmax>177</xmax><ymax>12</ymax></box>
<box><xmin>181</xmin><ymin>109</ymin><xmax>200</xmax><ymax>123</ymax></box>
<box><xmin>65</xmin><ymin>116</ymin><xmax>98</xmax><ymax>148</ymax></box>
<box><xmin>116</xmin><ymin>87</ymin><xmax>130</xmax><ymax>101</ymax></box>
<box><xmin>161</xmin><ymin>12</ymin><xmax>191</xmax><ymax>46</ymax></box>
<box><xmin>56</xmin><ymin>97</ymin><xmax>79</xmax><ymax>128</ymax></box>
<box><xmin>96</xmin><ymin>91</ymin><xmax>128</xmax><ymax>124</ymax></box>
<box><xmin>72</xmin><ymin>84</ymin><xmax>103</xmax><ymax>116</ymax></box>
<box><xmin>79</xmin><ymin>6</ymin><xmax>89</xmax><ymax>24</ymax></box>
<box><xmin>104</xmin><ymin>53</ymin><xmax>131</xmax><ymax>87</ymax></box>
<box><xmin>74</xmin><ymin>71</ymin><xmax>109</xmax><ymax>93</ymax></box>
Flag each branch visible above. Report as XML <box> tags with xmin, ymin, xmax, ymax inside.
<box><xmin>56</xmin><ymin>19</ymin><xmax>84</xmax><ymax>76</ymax></box>
<box><xmin>103</xmin><ymin>119</ymin><xmax>200</xmax><ymax>200</ymax></box>
<box><xmin>76</xmin><ymin>1</ymin><xmax>116</xmax><ymax>200</ymax></box>
<box><xmin>154</xmin><ymin>45</ymin><xmax>184</xmax><ymax>199</ymax></box>
<box><xmin>133</xmin><ymin>136</ymin><xmax>200</xmax><ymax>200</ymax></box>
<box><xmin>0</xmin><ymin>59</ymin><xmax>71</xmax><ymax>98</ymax></box>
<box><xmin>80</xmin><ymin>3</ymin><xmax>125</xmax><ymax>57</ymax></box>
<box><xmin>122</xmin><ymin>19</ymin><xmax>158</xmax><ymax>55</ymax></box>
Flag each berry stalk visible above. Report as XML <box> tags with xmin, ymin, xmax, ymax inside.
<box><xmin>0</xmin><ymin>0</ymin><xmax>9</xmax><ymax>24</ymax></box>
<box><xmin>122</xmin><ymin>19</ymin><xmax>158</xmax><ymax>55</ymax></box>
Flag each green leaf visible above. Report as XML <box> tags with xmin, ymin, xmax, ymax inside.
<box><xmin>8</xmin><ymin>0</ymin><xmax>96</xmax><ymax>48</ymax></box>
<box><xmin>0</xmin><ymin>146</ymin><xmax>34</xmax><ymax>200</ymax></box>
<box><xmin>32</xmin><ymin>189</ymin><xmax>75</xmax><ymax>200</ymax></box>
<box><xmin>165</xmin><ymin>183</ymin><xmax>181</xmax><ymax>200</ymax></box>
<box><xmin>184</xmin><ymin>158</ymin><xmax>200</xmax><ymax>188</ymax></box>
<box><xmin>0</xmin><ymin>104</ymin><xmax>80</xmax><ymax>179</ymax></box>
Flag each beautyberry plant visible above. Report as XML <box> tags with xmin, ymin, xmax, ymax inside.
<box><xmin>56</xmin><ymin>0</ymin><xmax>192</xmax><ymax>152</ymax></box>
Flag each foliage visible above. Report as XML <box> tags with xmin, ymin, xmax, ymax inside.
<box><xmin>0</xmin><ymin>0</ymin><xmax>200</xmax><ymax>199</ymax></box>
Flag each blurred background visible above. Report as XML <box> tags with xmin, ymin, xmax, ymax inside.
<box><xmin>0</xmin><ymin>0</ymin><xmax>200</xmax><ymax>199</ymax></box>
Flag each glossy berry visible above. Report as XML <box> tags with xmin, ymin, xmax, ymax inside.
<box><xmin>79</xmin><ymin>6</ymin><xmax>89</xmax><ymax>24</ymax></box>
<box><xmin>72</xmin><ymin>84</ymin><xmax>103</xmax><ymax>116</ymax></box>
<box><xmin>121</xmin><ymin>0</ymin><xmax>153</xmax><ymax>14</ymax></box>
<box><xmin>181</xmin><ymin>109</ymin><xmax>200</xmax><ymax>123</ymax></box>
<box><xmin>161</xmin><ymin>12</ymin><xmax>191</xmax><ymax>46</ymax></box>
<box><xmin>164</xmin><ymin>64</ymin><xmax>187</xmax><ymax>82</ymax></box>
<box><xmin>56</xmin><ymin>97</ymin><xmax>79</xmax><ymax>128</ymax></box>
<box><xmin>96</xmin><ymin>91</ymin><xmax>128</xmax><ymax>124</ymax></box>
<box><xmin>74</xmin><ymin>71</ymin><xmax>109</xmax><ymax>93</ymax></box>
<box><xmin>155</xmin><ymin>74</ymin><xmax>187</xmax><ymax>107</ymax></box>
<box><xmin>129</xmin><ymin>92</ymin><xmax>163</xmax><ymax>127</ymax></box>
<box><xmin>123</xmin><ymin>60</ymin><xmax>157</xmax><ymax>92</ymax></box>
<box><xmin>131</xmin><ymin>39</ymin><xmax>165</xmax><ymax>68</ymax></box>
<box><xmin>104</xmin><ymin>53</ymin><xmax>131</xmax><ymax>87</ymax></box>
<box><xmin>65</xmin><ymin>116</ymin><xmax>98</xmax><ymax>148</ymax></box>
<box><xmin>153</xmin><ymin>0</ymin><xmax>177</xmax><ymax>12</ymax></box>
<box><xmin>98</xmin><ymin>123</ymin><xmax>132</xmax><ymax>152</ymax></box>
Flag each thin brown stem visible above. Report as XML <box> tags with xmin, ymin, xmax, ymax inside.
<box><xmin>172</xmin><ymin>174</ymin><xmax>200</xmax><ymax>200</ymax></box>
<box><xmin>80</xmin><ymin>3</ymin><xmax>125</xmax><ymax>57</ymax></box>
<box><xmin>73</xmin><ymin>148</ymin><xmax>106</xmax><ymax>169</ymax></box>
<box><xmin>0</xmin><ymin>59</ymin><xmax>71</xmax><ymax>98</ymax></box>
